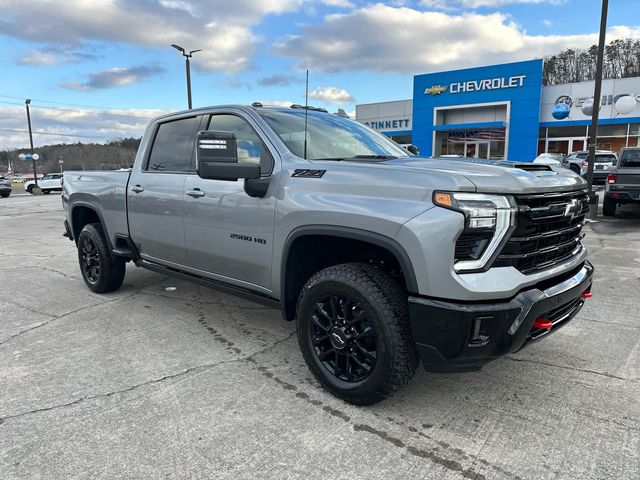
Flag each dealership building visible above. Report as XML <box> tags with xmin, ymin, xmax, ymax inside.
<box><xmin>356</xmin><ymin>59</ymin><xmax>640</xmax><ymax>162</ymax></box>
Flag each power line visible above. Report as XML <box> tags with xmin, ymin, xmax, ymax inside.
<box><xmin>0</xmin><ymin>127</ymin><xmax>115</xmax><ymax>139</ymax></box>
<box><xmin>0</xmin><ymin>94</ymin><xmax>131</xmax><ymax>111</ymax></box>
<box><xmin>0</xmin><ymin>100</ymin><xmax>158</xmax><ymax>122</ymax></box>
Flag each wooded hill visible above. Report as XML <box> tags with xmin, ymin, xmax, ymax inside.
<box><xmin>0</xmin><ymin>137</ymin><xmax>141</xmax><ymax>174</ymax></box>
<box><xmin>544</xmin><ymin>38</ymin><xmax>640</xmax><ymax>85</ymax></box>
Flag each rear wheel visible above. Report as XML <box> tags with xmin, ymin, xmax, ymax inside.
<box><xmin>77</xmin><ymin>223</ymin><xmax>126</xmax><ymax>293</ymax></box>
<box><xmin>26</xmin><ymin>185</ymin><xmax>34</xmax><ymax>194</ymax></box>
<box><xmin>0</xmin><ymin>192</ymin><xmax>9</xmax><ymax>198</ymax></box>
<box><xmin>42</xmin><ymin>189</ymin><xmax>50</xmax><ymax>194</ymax></box>
<box><xmin>569</xmin><ymin>164</ymin><xmax>580</xmax><ymax>174</ymax></box>
<box><xmin>296</xmin><ymin>263</ymin><xmax>418</xmax><ymax>405</ymax></box>
<box><xmin>603</xmin><ymin>196</ymin><xmax>617</xmax><ymax>216</ymax></box>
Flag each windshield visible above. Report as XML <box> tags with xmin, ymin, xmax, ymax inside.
<box><xmin>620</xmin><ymin>149</ymin><xmax>640</xmax><ymax>167</ymax></box>
<box><xmin>258</xmin><ymin>109</ymin><xmax>410</xmax><ymax>160</ymax></box>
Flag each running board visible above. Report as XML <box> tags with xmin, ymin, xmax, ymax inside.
<box><xmin>136</xmin><ymin>259</ymin><xmax>281</xmax><ymax>310</ymax></box>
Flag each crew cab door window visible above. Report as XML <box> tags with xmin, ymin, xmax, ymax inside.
<box><xmin>207</xmin><ymin>114</ymin><xmax>273</xmax><ymax>174</ymax></box>
<box><xmin>146</xmin><ymin>116</ymin><xmax>200</xmax><ymax>172</ymax></box>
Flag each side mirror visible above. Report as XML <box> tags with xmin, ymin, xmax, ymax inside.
<box><xmin>406</xmin><ymin>144</ymin><xmax>419</xmax><ymax>155</ymax></box>
<box><xmin>196</xmin><ymin>130</ymin><xmax>260</xmax><ymax>181</ymax></box>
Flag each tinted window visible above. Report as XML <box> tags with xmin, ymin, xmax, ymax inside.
<box><xmin>620</xmin><ymin>149</ymin><xmax>640</xmax><ymax>167</ymax></box>
<box><xmin>595</xmin><ymin>154</ymin><xmax>616</xmax><ymax>163</ymax></box>
<box><xmin>576</xmin><ymin>153</ymin><xmax>588</xmax><ymax>159</ymax></box>
<box><xmin>208</xmin><ymin>114</ymin><xmax>272</xmax><ymax>173</ymax></box>
<box><xmin>147</xmin><ymin>117</ymin><xmax>200</xmax><ymax>172</ymax></box>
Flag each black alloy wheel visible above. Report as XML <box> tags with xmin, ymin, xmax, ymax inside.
<box><xmin>80</xmin><ymin>235</ymin><xmax>100</xmax><ymax>284</ymax></box>
<box><xmin>310</xmin><ymin>293</ymin><xmax>377</xmax><ymax>383</ymax></box>
<box><xmin>296</xmin><ymin>263</ymin><xmax>419</xmax><ymax>405</ymax></box>
<box><xmin>76</xmin><ymin>223</ymin><xmax>126</xmax><ymax>293</ymax></box>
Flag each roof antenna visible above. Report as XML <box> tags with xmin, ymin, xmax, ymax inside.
<box><xmin>303</xmin><ymin>69</ymin><xmax>309</xmax><ymax>160</ymax></box>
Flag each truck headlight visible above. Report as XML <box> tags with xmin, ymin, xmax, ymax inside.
<box><xmin>433</xmin><ymin>192</ymin><xmax>516</xmax><ymax>272</ymax></box>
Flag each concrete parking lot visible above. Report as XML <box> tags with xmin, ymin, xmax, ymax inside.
<box><xmin>0</xmin><ymin>194</ymin><xmax>639</xmax><ymax>480</ymax></box>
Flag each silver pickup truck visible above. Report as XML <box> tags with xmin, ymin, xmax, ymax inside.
<box><xmin>63</xmin><ymin>105</ymin><xmax>594</xmax><ymax>405</ymax></box>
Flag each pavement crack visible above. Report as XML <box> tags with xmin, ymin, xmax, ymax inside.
<box><xmin>0</xmin><ymin>331</ymin><xmax>297</xmax><ymax>422</ymax></box>
<box><xmin>506</xmin><ymin>356</ymin><xmax>633</xmax><ymax>382</ymax></box>
<box><xmin>0</xmin><ymin>279</ymin><xmax>166</xmax><ymax>348</ymax></box>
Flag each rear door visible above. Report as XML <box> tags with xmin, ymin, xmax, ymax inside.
<box><xmin>127</xmin><ymin>114</ymin><xmax>203</xmax><ymax>266</ymax></box>
<box><xmin>181</xmin><ymin>110</ymin><xmax>277</xmax><ymax>292</ymax></box>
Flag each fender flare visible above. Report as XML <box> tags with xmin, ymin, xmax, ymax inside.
<box><xmin>280</xmin><ymin>225</ymin><xmax>419</xmax><ymax>319</ymax></box>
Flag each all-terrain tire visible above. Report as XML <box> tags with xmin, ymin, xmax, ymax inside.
<box><xmin>77</xmin><ymin>223</ymin><xmax>126</xmax><ymax>293</ymax></box>
<box><xmin>296</xmin><ymin>263</ymin><xmax>419</xmax><ymax>405</ymax></box>
<box><xmin>603</xmin><ymin>196</ymin><xmax>617</xmax><ymax>216</ymax></box>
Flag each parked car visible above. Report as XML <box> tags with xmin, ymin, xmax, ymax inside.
<box><xmin>533</xmin><ymin>153</ymin><xmax>564</xmax><ymax>166</ymax></box>
<box><xmin>563</xmin><ymin>150</ymin><xmax>617</xmax><ymax>182</ymax></box>
<box><xmin>603</xmin><ymin>146</ymin><xmax>640</xmax><ymax>216</ymax></box>
<box><xmin>62</xmin><ymin>104</ymin><xmax>594</xmax><ymax>405</ymax></box>
<box><xmin>0</xmin><ymin>176</ymin><xmax>11</xmax><ymax>198</ymax></box>
<box><xmin>24</xmin><ymin>173</ymin><xmax>63</xmax><ymax>194</ymax></box>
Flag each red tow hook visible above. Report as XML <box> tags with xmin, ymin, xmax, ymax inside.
<box><xmin>532</xmin><ymin>318</ymin><xmax>553</xmax><ymax>330</ymax></box>
<box><xmin>581</xmin><ymin>291</ymin><xmax>593</xmax><ymax>299</ymax></box>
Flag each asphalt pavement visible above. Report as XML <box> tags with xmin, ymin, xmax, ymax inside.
<box><xmin>0</xmin><ymin>194</ymin><xmax>639</xmax><ymax>480</ymax></box>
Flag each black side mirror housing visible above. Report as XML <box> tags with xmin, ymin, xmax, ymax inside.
<box><xmin>196</xmin><ymin>130</ymin><xmax>260</xmax><ymax>181</ymax></box>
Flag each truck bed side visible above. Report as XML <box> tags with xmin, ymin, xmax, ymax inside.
<box><xmin>62</xmin><ymin>170</ymin><xmax>132</xmax><ymax>250</ymax></box>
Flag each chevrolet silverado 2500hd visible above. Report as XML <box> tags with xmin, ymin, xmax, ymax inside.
<box><xmin>62</xmin><ymin>105</ymin><xmax>594</xmax><ymax>405</ymax></box>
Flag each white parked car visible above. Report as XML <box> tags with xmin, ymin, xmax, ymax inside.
<box><xmin>563</xmin><ymin>150</ymin><xmax>617</xmax><ymax>183</ymax></box>
<box><xmin>24</xmin><ymin>173</ymin><xmax>64</xmax><ymax>194</ymax></box>
<box><xmin>533</xmin><ymin>153</ymin><xmax>564</xmax><ymax>166</ymax></box>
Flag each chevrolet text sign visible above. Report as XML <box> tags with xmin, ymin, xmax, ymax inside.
<box><xmin>425</xmin><ymin>75</ymin><xmax>526</xmax><ymax>95</ymax></box>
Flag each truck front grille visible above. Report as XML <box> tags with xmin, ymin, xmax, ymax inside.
<box><xmin>494</xmin><ymin>190</ymin><xmax>589</xmax><ymax>274</ymax></box>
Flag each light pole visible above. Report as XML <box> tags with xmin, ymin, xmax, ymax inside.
<box><xmin>171</xmin><ymin>44</ymin><xmax>202</xmax><ymax>109</ymax></box>
<box><xmin>585</xmin><ymin>0</ymin><xmax>609</xmax><ymax>218</ymax></box>
<box><xmin>25</xmin><ymin>99</ymin><xmax>38</xmax><ymax>187</ymax></box>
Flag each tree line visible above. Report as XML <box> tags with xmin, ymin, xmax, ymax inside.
<box><xmin>0</xmin><ymin>137</ymin><xmax>141</xmax><ymax>175</ymax></box>
<box><xmin>543</xmin><ymin>38</ymin><xmax>640</xmax><ymax>85</ymax></box>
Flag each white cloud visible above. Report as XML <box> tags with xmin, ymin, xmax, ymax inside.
<box><xmin>62</xmin><ymin>66</ymin><xmax>165</xmax><ymax>90</ymax></box>
<box><xmin>319</xmin><ymin>0</ymin><xmax>354</xmax><ymax>7</ymax></box>
<box><xmin>309</xmin><ymin>87</ymin><xmax>355</xmax><ymax>104</ymax></box>
<box><xmin>258</xmin><ymin>100</ymin><xmax>295</xmax><ymax>107</ymax></box>
<box><xmin>421</xmin><ymin>0</ymin><xmax>565</xmax><ymax>7</ymax></box>
<box><xmin>0</xmin><ymin>105</ymin><xmax>167</xmax><ymax>149</ymax></box>
<box><xmin>18</xmin><ymin>47</ymin><xmax>98</xmax><ymax>66</ymax></box>
<box><xmin>0</xmin><ymin>0</ymin><xmax>305</xmax><ymax>72</ymax></box>
<box><xmin>275</xmin><ymin>4</ymin><xmax>640</xmax><ymax>73</ymax></box>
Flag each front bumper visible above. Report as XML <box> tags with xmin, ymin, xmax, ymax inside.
<box><xmin>408</xmin><ymin>261</ymin><xmax>594</xmax><ymax>373</ymax></box>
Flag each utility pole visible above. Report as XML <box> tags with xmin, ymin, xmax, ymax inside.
<box><xmin>585</xmin><ymin>0</ymin><xmax>609</xmax><ymax>218</ymax></box>
<box><xmin>25</xmin><ymin>99</ymin><xmax>38</xmax><ymax>187</ymax></box>
<box><xmin>171</xmin><ymin>44</ymin><xmax>202</xmax><ymax>109</ymax></box>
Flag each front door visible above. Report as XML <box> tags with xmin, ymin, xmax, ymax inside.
<box><xmin>182</xmin><ymin>111</ymin><xmax>277</xmax><ymax>293</ymax></box>
<box><xmin>466</xmin><ymin>141</ymin><xmax>490</xmax><ymax>159</ymax></box>
<box><xmin>127</xmin><ymin>114</ymin><xmax>202</xmax><ymax>266</ymax></box>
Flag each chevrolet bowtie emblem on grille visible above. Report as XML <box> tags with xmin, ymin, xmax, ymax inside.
<box><xmin>424</xmin><ymin>85</ymin><xmax>448</xmax><ymax>95</ymax></box>
<box><xmin>564</xmin><ymin>199</ymin><xmax>580</xmax><ymax>221</ymax></box>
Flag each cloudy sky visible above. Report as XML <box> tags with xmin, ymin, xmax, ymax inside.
<box><xmin>1</xmin><ymin>0</ymin><xmax>639</xmax><ymax>148</ymax></box>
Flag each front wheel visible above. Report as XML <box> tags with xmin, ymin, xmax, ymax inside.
<box><xmin>603</xmin><ymin>196</ymin><xmax>617</xmax><ymax>216</ymax></box>
<box><xmin>42</xmin><ymin>189</ymin><xmax>50</xmax><ymax>194</ymax></box>
<box><xmin>77</xmin><ymin>223</ymin><xmax>126</xmax><ymax>293</ymax></box>
<box><xmin>296</xmin><ymin>263</ymin><xmax>418</xmax><ymax>405</ymax></box>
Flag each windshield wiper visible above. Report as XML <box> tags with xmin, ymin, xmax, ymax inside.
<box><xmin>349</xmin><ymin>155</ymin><xmax>397</xmax><ymax>159</ymax></box>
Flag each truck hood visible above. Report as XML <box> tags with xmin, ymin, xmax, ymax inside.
<box><xmin>376</xmin><ymin>157</ymin><xmax>587</xmax><ymax>194</ymax></box>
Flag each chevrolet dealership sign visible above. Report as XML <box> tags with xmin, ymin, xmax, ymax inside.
<box><xmin>425</xmin><ymin>75</ymin><xmax>526</xmax><ymax>95</ymax></box>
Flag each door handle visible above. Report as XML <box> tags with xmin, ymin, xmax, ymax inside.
<box><xmin>186</xmin><ymin>188</ymin><xmax>205</xmax><ymax>198</ymax></box>
<box><xmin>131</xmin><ymin>185</ymin><xmax>144</xmax><ymax>193</ymax></box>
